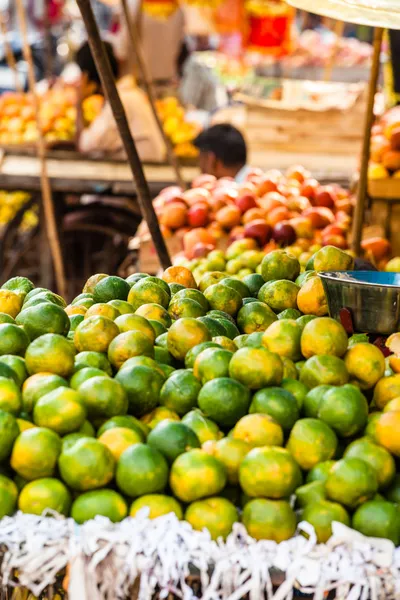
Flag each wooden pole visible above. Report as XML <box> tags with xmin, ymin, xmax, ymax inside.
<box><xmin>0</xmin><ymin>14</ymin><xmax>22</xmax><ymax>92</ymax></box>
<box><xmin>76</xmin><ymin>0</ymin><xmax>171</xmax><ymax>269</ymax></box>
<box><xmin>351</xmin><ymin>27</ymin><xmax>383</xmax><ymax>256</ymax></box>
<box><xmin>323</xmin><ymin>19</ymin><xmax>345</xmax><ymax>82</ymax></box>
<box><xmin>120</xmin><ymin>0</ymin><xmax>186</xmax><ymax>190</ymax></box>
<box><xmin>43</xmin><ymin>0</ymin><xmax>54</xmax><ymax>81</ymax></box>
<box><xmin>14</xmin><ymin>0</ymin><xmax>67</xmax><ymax>298</ymax></box>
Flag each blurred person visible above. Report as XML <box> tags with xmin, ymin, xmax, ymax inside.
<box><xmin>194</xmin><ymin>123</ymin><xmax>248</xmax><ymax>181</ymax></box>
<box><xmin>113</xmin><ymin>0</ymin><xmax>185</xmax><ymax>89</ymax></box>
<box><xmin>76</xmin><ymin>41</ymin><xmax>165</xmax><ymax>162</ymax></box>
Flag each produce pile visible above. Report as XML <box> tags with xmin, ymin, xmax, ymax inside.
<box><xmin>0</xmin><ymin>191</ymin><xmax>38</xmax><ymax>231</ymax></box>
<box><xmin>0</xmin><ymin>247</ymin><xmax>400</xmax><ymax>547</ymax></box>
<box><xmin>370</xmin><ymin>106</ymin><xmax>400</xmax><ymax>179</ymax></box>
<box><xmin>0</xmin><ymin>86</ymin><xmax>103</xmax><ymax>146</ymax></box>
<box><xmin>155</xmin><ymin>97</ymin><xmax>200</xmax><ymax>158</ymax></box>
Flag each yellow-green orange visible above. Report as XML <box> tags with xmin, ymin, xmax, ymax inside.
<box><xmin>325</xmin><ymin>457</ymin><xmax>378</xmax><ymax>509</ymax></box>
<box><xmin>79</xmin><ymin>376</ymin><xmax>128</xmax><ymax>418</ymax></box>
<box><xmin>85</xmin><ymin>303</ymin><xmax>119</xmax><ymax>320</ymax></box>
<box><xmin>71</xmin><ymin>489</ymin><xmax>128</xmax><ymax>523</ymax></box>
<box><xmin>98</xmin><ymin>427</ymin><xmax>142</xmax><ymax>461</ymax></box>
<box><xmin>147</xmin><ymin>421</ymin><xmax>200</xmax><ymax>463</ymax></box>
<box><xmin>250</xmin><ymin>387</ymin><xmax>299</xmax><ymax>431</ymax></box>
<box><xmin>74</xmin><ymin>316</ymin><xmax>119</xmax><ymax>354</ymax></box>
<box><xmin>116</xmin><ymin>443</ymin><xmax>168</xmax><ymax>497</ymax></box>
<box><xmin>300</xmin><ymin>355</ymin><xmax>349</xmax><ymax>388</ymax></box>
<box><xmin>344</xmin><ymin>436</ymin><xmax>395</xmax><ymax>490</ymax></box>
<box><xmin>208</xmin><ymin>438</ymin><xmax>250</xmax><ymax>485</ymax></box>
<box><xmin>160</xmin><ymin>369</ymin><xmax>202</xmax><ymax>415</ymax></box>
<box><xmin>261</xmin><ymin>250</ymin><xmax>300</xmax><ymax>282</ymax></box>
<box><xmin>170</xmin><ymin>449</ymin><xmax>227</xmax><ymax>503</ymax></box>
<box><xmin>302</xmin><ymin>500</ymin><xmax>350</xmax><ymax>543</ymax></box>
<box><xmin>242</xmin><ymin>498</ymin><xmax>296</xmax><ymax>542</ymax></box>
<box><xmin>129</xmin><ymin>494</ymin><xmax>183</xmax><ymax>519</ymax></box>
<box><xmin>181</xmin><ymin>409</ymin><xmax>223</xmax><ymax>444</ymax></box>
<box><xmin>108</xmin><ymin>330</ymin><xmax>154</xmax><ymax>369</ymax></box>
<box><xmin>194</xmin><ymin>347</ymin><xmax>232</xmax><ymax>383</ymax></box>
<box><xmin>232</xmin><ymin>413</ymin><xmax>283</xmax><ymax>448</ymax></box>
<box><xmin>0</xmin><ymin>323</ymin><xmax>29</xmax><ymax>355</ymax></box>
<box><xmin>0</xmin><ymin>474</ymin><xmax>18</xmax><ymax>517</ymax></box>
<box><xmin>375</xmin><ymin>410</ymin><xmax>400</xmax><ymax>457</ymax></box>
<box><xmin>317</xmin><ymin>384</ymin><xmax>368</xmax><ymax>438</ymax></box>
<box><xmin>295</xmin><ymin>480</ymin><xmax>326</xmax><ymax>508</ymax></box>
<box><xmin>301</xmin><ymin>317</ymin><xmax>348</xmax><ymax>359</ymax></box>
<box><xmin>229</xmin><ymin>347</ymin><xmax>283</xmax><ymax>389</ymax></box>
<box><xmin>135</xmin><ymin>304</ymin><xmax>171</xmax><ymax>328</ymax></box>
<box><xmin>74</xmin><ymin>350</ymin><xmax>112</xmax><ymax>375</ymax></box>
<box><xmin>18</xmin><ymin>478</ymin><xmax>71</xmax><ymax>516</ymax></box>
<box><xmin>286</xmin><ymin>418</ymin><xmax>337</xmax><ymax>470</ymax></box>
<box><xmin>262</xmin><ymin>319</ymin><xmax>302</xmax><ymax>361</ymax></box>
<box><xmin>373</xmin><ymin>374</ymin><xmax>400</xmax><ymax>410</ymax></box>
<box><xmin>198</xmin><ymin>377</ymin><xmax>250</xmax><ymax>428</ymax></box>
<box><xmin>185</xmin><ymin>497</ymin><xmax>238</xmax><ymax>540</ymax></box>
<box><xmin>0</xmin><ymin>377</ymin><xmax>21</xmax><ymax>415</ymax></box>
<box><xmin>93</xmin><ymin>276</ymin><xmax>130</xmax><ymax>303</ymax></box>
<box><xmin>128</xmin><ymin>279</ymin><xmax>170</xmax><ymax>311</ymax></box>
<box><xmin>33</xmin><ymin>387</ymin><xmax>86</xmax><ymax>435</ymax></box>
<box><xmin>204</xmin><ymin>283</ymin><xmax>242</xmax><ymax>316</ymax></box>
<box><xmin>22</xmin><ymin>373</ymin><xmax>68</xmax><ymax>413</ymax></box>
<box><xmin>352</xmin><ymin>500</ymin><xmax>400</xmax><ymax>545</ymax></box>
<box><xmin>313</xmin><ymin>245</ymin><xmax>354</xmax><ymax>272</ymax></box>
<box><xmin>115</xmin><ymin>365</ymin><xmax>164</xmax><ymax>416</ymax></box>
<box><xmin>58</xmin><ymin>437</ymin><xmax>114</xmax><ymax>491</ymax></box>
<box><xmin>239</xmin><ymin>446</ymin><xmax>302</xmax><ymax>498</ymax></box>
<box><xmin>236</xmin><ymin>301</ymin><xmax>277</xmax><ymax>334</ymax></box>
<box><xmin>114</xmin><ymin>313</ymin><xmax>155</xmax><ymax>342</ymax></box>
<box><xmin>167</xmin><ymin>318</ymin><xmax>211</xmax><ymax>360</ymax></box>
<box><xmin>11</xmin><ymin>427</ymin><xmax>61</xmax><ymax>480</ymax></box>
<box><xmin>344</xmin><ymin>343</ymin><xmax>385</xmax><ymax>389</ymax></box>
<box><xmin>17</xmin><ymin>304</ymin><xmax>70</xmax><ymax>340</ymax></box>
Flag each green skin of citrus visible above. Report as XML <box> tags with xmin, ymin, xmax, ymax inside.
<box><xmin>2</xmin><ymin>276</ymin><xmax>34</xmax><ymax>297</ymax></box>
<box><xmin>169</xmin><ymin>298</ymin><xmax>205</xmax><ymax>320</ymax></box>
<box><xmin>25</xmin><ymin>334</ymin><xmax>76</xmax><ymax>378</ymax></box>
<box><xmin>107</xmin><ymin>330</ymin><xmax>155</xmax><ymax>370</ymax></box>
<box><xmin>0</xmin><ymin>377</ymin><xmax>21</xmax><ymax>416</ymax></box>
<box><xmin>232</xmin><ymin>413</ymin><xmax>284</xmax><ymax>449</ymax></box>
<box><xmin>70</xmin><ymin>367</ymin><xmax>109</xmax><ymax>390</ymax></box>
<box><xmin>96</xmin><ymin>415</ymin><xmax>147</xmax><ymax>439</ymax></box>
<box><xmin>204</xmin><ymin>284</ymin><xmax>242</xmax><ymax>317</ymax></box>
<box><xmin>198</xmin><ymin>377</ymin><xmax>250</xmax><ymax>428</ymax></box>
<box><xmin>172</xmin><ymin>288</ymin><xmax>209</xmax><ymax>311</ymax></box>
<box><xmin>295</xmin><ymin>480</ymin><xmax>326</xmax><ymax>509</ymax></box>
<box><xmin>33</xmin><ymin>387</ymin><xmax>87</xmax><ymax>435</ymax></box>
<box><xmin>262</xmin><ymin>319</ymin><xmax>302</xmax><ymax>361</ymax></box>
<box><xmin>18</xmin><ymin>478</ymin><xmax>71</xmax><ymax>516</ymax></box>
<box><xmin>11</xmin><ymin>428</ymin><xmax>61</xmax><ymax>480</ymax></box>
<box><xmin>147</xmin><ymin>421</ymin><xmax>200</xmax><ymax>464</ymax></box>
<box><xmin>79</xmin><ymin>376</ymin><xmax>128</xmax><ymax>419</ymax></box>
<box><xmin>0</xmin><ymin>323</ymin><xmax>30</xmax><ymax>355</ymax></box>
<box><xmin>258</xmin><ymin>280</ymin><xmax>299</xmax><ymax>313</ymax></box>
<box><xmin>159</xmin><ymin>369</ymin><xmax>201</xmax><ymax>415</ymax></box>
<box><xmin>261</xmin><ymin>251</ymin><xmax>300</xmax><ymax>282</ymax></box>
<box><xmin>71</xmin><ymin>489</ymin><xmax>128</xmax><ymax>524</ymax></box>
<box><xmin>301</xmin><ymin>317</ymin><xmax>348</xmax><ymax>359</ymax></box>
<box><xmin>303</xmin><ymin>385</ymin><xmax>334</xmax><ymax>418</ymax></box>
<box><xmin>303</xmin><ymin>500</ymin><xmax>350</xmax><ymax>543</ymax></box>
<box><xmin>243</xmin><ymin>274</ymin><xmax>266</xmax><ymax>298</ymax></box>
<box><xmin>93</xmin><ymin>276</ymin><xmax>131</xmax><ymax>303</ymax></box>
<box><xmin>220</xmin><ymin>278</ymin><xmax>250</xmax><ymax>300</ymax></box>
<box><xmin>229</xmin><ymin>347</ymin><xmax>283</xmax><ymax>389</ymax></box>
<box><xmin>343</xmin><ymin>437</ymin><xmax>396</xmax><ymax>490</ymax></box>
<box><xmin>181</xmin><ymin>410</ymin><xmax>222</xmax><ymax>445</ymax></box>
<box><xmin>16</xmin><ymin>303</ymin><xmax>70</xmax><ymax>340</ymax></box>
<box><xmin>116</xmin><ymin>443</ymin><xmax>168</xmax><ymax>497</ymax></box>
<box><xmin>0</xmin><ymin>355</ymin><xmax>28</xmax><ymax>387</ymax></box>
<box><xmin>281</xmin><ymin>378</ymin><xmax>309</xmax><ymax>410</ymax></box>
<box><xmin>386</xmin><ymin>474</ymin><xmax>400</xmax><ymax>504</ymax></box>
<box><xmin>115</xmin><ymin>365</ymin><xmax>164</xmax><ymax>417</ymax></box>
<box><xmin>325</xmin><ymin>457</ymin><xmax>378</xmax><ymax>509</ymax></box>
<box><xmin>167</xmin><ymin>318</ymin><xmax>211</xmax><ymax>361</ymax></box>
<box><xmin>170</xmin><ymin>449</ymin><xmax>227</xmax><ymax>503</ymax></box>
<box><xmin>213</xmin><ymin>438</ymin><xmax>250</xmax><ymax>485</ymax></box>
<box><xmin>22</xmin><ymin>374</ymin><xmax>69</xmax><ymax>413</ymax></box>
<box><xmin>114</xmin><ymin>314</ymin><xmax>156</xmax><ymax>343</ymax></box>
<box><xmin>317</xmin><ymin>384</ymin><xmax>369</xmax><ymax>438</ymax></box>
<box><xmin>306</xmin><ymin>460</ymin><xmax>336</xmax><ymax>484</ymax></box>
<box><xmin>194</xmin><ymin>348</ymin><xmax>233</xmax><ymax>384</ymax></box>
<box><xmin>197</xmin><ymin>317</ymin><xmax>226</xmax><ymax>338</ymax></box>
<box><xmin>0</xmin><ymin>411</ymin><xmax>19</xmax><ymax>462</ymax></box>
<box><xmin>242</xmin><ymin>498</ymin><xmax>297</xmax><ymax>542</ymax></box>
<box><xmin>74</xmin><ymin>317</ymin><xmax>119</xmax><ymax>354</ymax></box>
<box><xmin>0</xmin><ymin>474</ymin><xmax>18</xmax><ymax>518</ymax></box>
<box><xmin>137</xmin><ymin>305</ymin><xmax>171</xmax><ymax>329</ymax></box>
<box><xmin>143</xmin><ymin>277</ymin><xmax>171</xmax><ymax>298</ymax></box>
<box><xmin>300</xmin><ymin>355</ymin><xmax>349</xmax><ymax>388</ymax></box>
<box><xmin>239</xmin><ymin>447</ymin><xmax>302</xmax><ymax>499</ymax></box>
<box><xmin>185</xmin><ymin>497</ymin><xmax>238</xmax><ymax>540</ymax></box>
<box><xmin>352</xmin><ymin>500</ymin><xmax>400</xmax><ymax>545</ymax></box>
<box><xmin>250</xmin><ymin>387</ymin><xmax>299</xmax><ymax>431</ymax></box>
<box><xmin>130</xmin><ymin>494</ymin><xmax>183</xmax><ymax>519</ymax></box>
<box><xmin>286</xmin><ymin>418</ymin><xmax>338</xmax><ymax>471</ymax></box>
<box><xmin>128</xmin><ymin>280</ymin><xmax>170</xmax><ymax>311</ymax></box>
<box><xmin>58</xmin><ymin>438</ymin><xmax>114</xmax><ymax>492</ymax></box>
<box><xmin>237</xmin><ymin>302</ymin><xmax>277</xmax><ymax>334</ymax></box>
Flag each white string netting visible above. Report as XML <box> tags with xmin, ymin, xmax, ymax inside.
<box><xmin>0</xmin><ymin>511</ymin><xmax>400</xmax><ymax>600</ymax></box>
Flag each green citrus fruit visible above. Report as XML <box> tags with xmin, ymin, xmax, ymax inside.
<box><xmin>115</xmin><ymin>365</ymin><xmax>164</xmax><ymax>416</ymax></box>
<box><xmin>301</xmin><ymin>317</ymin><xmax>348</xmax><ymax>359</ymax></box>
<box><xmin>98</xmin><ymin>427</ymin><xmax>142</xmax><ymax>461</ymax></box>
<box><xmin>229</xmin><ymin>347</ymin><xmax>283</xmax><ymax>389</ymax></box>
<box><xmin>0</xmin><ymin>377</ymin><xmax>21</xmax><ymax>415</ymax></box>
<box><xmin>74</xmin><ymin>316</ymin><xmax>119</xmax><ymax>354</ymax></box>
<box><xmin>11</xmin><ymin>427</ymin><xmax>61</xmax><ymax>480</ymax></box>
<box><xmin>325</xmin><ymin>457</ymin><xmax>378</xmax><ymax>509</ymax></box>
<box><xmin>2</xmin><ymin>276</ymin><xmax>34</xmax><ymax>297</ymax></box>
<box><xmin>93</xmin><ymin>276</ymin><xmax>130</xmax><ymax>303</ymax></box>
<box><xmin>303</xmin><ymin>500</ymin><xmax>350</xmax><ymax>543</ymax></box>
<box><xmin>159</xmin><ymin>369</ymin><xmax>201</xmax><ymax>416</ymax></box>
<box><xmin>313</xmin><ymin>246</ymin><xmax>354</xmax><ymax>272</ymax></box>
<box><xmin>258</xmin><ymin>280</ymin><xmax>299</xmax><ymax>313</ymax></box>
<box><xmin>250</xmin><ymin>387</ymin><xmax>299</xmax><ymax>431</ymax></box>
<box><xmin>286</xmin><ymin>418</ymin><xmax>338</xmax><ymax>471</ymax></box>
<box><xmin>129</xmin><ymin>494</ymin><xmax>183</xmax><ymax>519</ymax></box>
<box><xmin>0</xmin><ymin>474</ymin><xmax>18</xmax><ymax>517</ymax></box>
<box><xmin>167</xmin><ymin>318</ymin><xmax>211</xmax><ymax>361</ymax></box>
<box><xmin>116</xmin><ymin>443</ymin><xmax>168</xmax><ymax>497</ymax></box>
<box><xmin>185</xmin><ymin>497</ymin><xmax>238</xmax><ymax>540</ymax></box>
<box><xmin>242</xmin><ymin>498</ymin><xmax>296</xmax><ymax>542</ymax></box>
<box><xmin>198</xmin><ymin>377</ymin><xmax>250</xmax><ymax>428</ymax></box>
<box><xmin>18</xmin><ymin>478</ymin><xmax>71</xmax><ymax>516</ymax></box>
<box><xmin>170</xmin><ymin>448</ymin><xmax>227</xmax><ymax>503</ymax></box>
<box><xmin>281</xmin><ymin>378</ymin><xmax>308</xmax><ymax>410</ymax></box>
<box><xmin>22</xmin><ymin>373</ymin><xmax>68</xmax><ymax>413</ymax></box>
<box><xmin>25</xmin><ymin>334</ymin><xmax>75</xmax><ymax>377</ymax></box>
<box><xmin>193</xmin><ymin>347</ymin><xmax>232</xmax><ymax>384</ymax></box>
<box><xmin>128</xmin><ymin>279</ymin><xmax>170</xmax><ymax>311</ymax></box>
<box><xmin>317</xmin><ymin>384</ymin><xmax>368</xmax><ymax>437</ymax></box>
<box><xmin>184</xmin><ymin>342</ymin><xmax>220</xmax><ymax>369</ymax></box>
<box><xmin>33</xmin><ymin>387</ymin><xmax>86</xmax><ymax>435</ymax></box>
<box><xmin>344</xmin><ymin>436</ymin><xmax>395</xmax><ymax>490</ymax></box>
<box><xmin>70</xmin><ymin>367</ymin><xmax>109</xmax><ymax>390</ymax></box>
<box><xmin>71</xmin><ymin>489</ymin><xmax>128</xmax><ymax>523</ymax></box>
<box><xmin>74</xmin><ymin>350</ymin><xmax>112</xmax><ymax>375</ymax></box>
<box><xmin>58</xmin><ymin>437</ymin><xmax>114</xmax><ymax>491</ymax></box>
<box><xmin>114</xmin><ymin>313</ymin><xmax>155</xmax><ymax>343</ymax></box>
<box><xmin>108</xmin><ymin>330</ymin><xmax>154</xmax><ymax>369</ymax></box>
<box><xmin>239</xmin><ymin>446</ymin><xmax>302</xmax><ymax>498</ymax></box>
<box><xmin>300</xmin><ymin>355</ymin><xmax>349</xmax><ymax>388</ymax></box>
<box><xmin>97</xmin><ymin>415</ymin><xmax>147</xmax><ymax>439</ymax></box>
<box><xmin>261</xmin><ymin>250</ymin><xmax>300</xmax><ymax>282</ymax></box>
<box><xmin>172</xmin><ymin>288</ymin><xmax>209</xmax><ymax>311</ymax></box>
<box><xmin>295</xmin><ymin>480</ymin><xmax>326</xmax><ymax>508</ymax></box>
<box><xmin>0</xmin><ymin>411</ymin><xmax>19</xmax><ymax>461</ymax></box>
<box><xmin>208</xmin><ymin>437</ymin><xmax>250</xmax><ymax>485</ymax></box>
<box><xmin>306</xmin><ymin>461</ymin><xmax>336</xmax><ymax>484</ymax></box>
<box><xmin>344</xmin><ymin>343</ymin><xmax>386</xmax><ymax>390</ymax></box>
<box><xmin>262</xmin><ymin>319</ymin><xmax>302</xmax><ymax>361</ymax></box>
<box><xmin>303</xmin><ymin>385</ymin><xmax>333</xmax><ymax>418</ymax></box>
<box><xmin>232</xmin><ymin>413</ymin><xmax>283</xmax><ymax>448</ymax></box>
<box><xmin>17</xmin><ymin>303</ymin><xmax>70</xmax><ymax>340</ymax></box>
<box><xmin>0</xmin><ymin>323</ymin><xmax>29</xmax><ymax>355</ymax></box>
<box><xmin>0</xmin><ymin>355</ymin><xmax>27</xmax><ymax>387</ymax></box>
<box><xmin>236</xmin><ymin>301</ymin><xmax>277</xmax><ymax>334</ymax></box>
<box><xmin>181</xmin><ymin>409</ymin><xmax>222</xmax><ymax>444</ymax></box>
<box><xmin>147</xmin><ymin>421</ymin><xmax>200</xmax><ymax>463</ymax></box>
<box><xmin>78</xmin><ymin>376</ymin><xmax>128</xmax><ymax>419</ymax></box>
<box><xmin>352</xmin><ymin>500</ymin><xmax>400</xmax><ymax>545</ymax></box>
<box><xmin>204</xmin><ymin>283</ymin><xmax>242</xmax><ymax>317</ymax></box>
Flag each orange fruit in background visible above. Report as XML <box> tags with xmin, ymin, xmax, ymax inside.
<box><xmin>361</xmin><ymin>237</ymin><xmax>391</xmax><ymax>261</ymax></box>
<box><xmin>296</xmin><ymin>277</ymin><xmax>328</xmax><ymax>316</ymax></box>
<box><xmin>375</xmin><ymin>411</ymin><xmax>400</xmax><ymax>456</ymax></box>
<box><xmin>162</xmin><ymin>265</ymin><xmax>197</xmax><ymax>289</ymax></box>
<box><xmin>215</xmin><ymin>205</ymin><xmax>241</xmax><ymax>229</ymax></box>
<box><xmin>160</xmin><ymin>202</ymin><xmax>187</xmax><ymax>230</ymax></box>
<box><xmin>267</xmin><ymin>206</ymin><xmax>291</xmax><ymax>226</ymax></box>
<box><xmin>242</xmin><ymin>208</ymin><xmax>266</xmax><ymax>224</ymax></box>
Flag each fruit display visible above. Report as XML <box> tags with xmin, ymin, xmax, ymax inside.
<box><xmin>155</xmin><ymin>97</ymin><xmax>201</xmax><ymax>158</ymax></box>
<box><xmin>0</xmin><ymin>191</ymin><xmax>38</xmax><ymax>232</ymax></box>
<box><xmin>0</xmin><ymin>248</ymin><xmax>399</xmax><ymax>551</ymax></box>
<box><xmin>148</xmin><ymin>166</ymin><xmax>354</xmax><ymax>261</ymax></box>
<box><xmin>0</xmin><ymin>86</ymin><xmax>103</xmax><ymax>147</ymax></box>
<box><xmin>369</xmin><ymin>106</ymin><xmax>400</xmax><ymax>179</ymax></box>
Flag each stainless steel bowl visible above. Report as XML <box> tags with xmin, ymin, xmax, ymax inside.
<box><xmin>319</xmin><ymin>271</ymin><xmax>400</xmax><ymax>335</ymax></box>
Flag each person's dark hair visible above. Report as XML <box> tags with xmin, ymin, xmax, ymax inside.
<box><xmin>194</xmin><ymin>124</ymin><xmax>247</xmax><ymax>167</ymax></box>
<box><xmin>76</xmin><ymin>40</ymin><xmax>118</xmax><ymax>87</ymax></box>
<box><xmin>353</xmin><ymin>258</ymin><xmax>378</xmax><ymax>271</ymax></box>
<box><xmin>177</xmin><ymin>40</ymin><xmax>191</xmax><ymax>78</ymax></box>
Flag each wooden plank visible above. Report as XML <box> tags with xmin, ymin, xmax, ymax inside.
<box><xmin>368</xmin><ymin>178</ymin><xmax>400</xmax><ymax>200</ymax></box>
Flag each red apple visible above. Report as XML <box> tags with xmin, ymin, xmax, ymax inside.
<box><xmin>287</xmin><ymin>195</ymin><xmax>311</xmax><ymax>212</ymax></box>
<box><xmin>187</xmin><ymin>203</ymin><xmax>209</xmax><ymax>228</ymax></box>
<box><xmin>229</xmin><ymin>226</ymin><xmax>246</xmax><ymax>242</ymax></box>
<box><xmin>183</xmin><ymin>187</ymin><xmax>211</xmax><ymax>206</ymax></box>
<box><xmin>191</xmin><ymin>174</ymin><xmax>216</xmax><ymax>190</ymax></box>
<box><xmin>300</xmin><ymin>178</ymin><xmax>319</xmax><ymax>202</ymax></box>
<box><xmin>235</xmin><ymin>193</ymin><xmax>258</xmax><ymax>213</ymax></box>
<box><xmin>192</xmin><ymin>243</ymin><xmax>215</xmax><ymax>258</ymax></box>
<box><xmin>272</xmin><ymin>222</ymin><xmax>296</xmax><ymax>246</ymax></box>
<box><xmin>315</xmin><ymin>186</ymin><xmax>337</xmax><ymax>209</ymax></box>
<box><xmin>244</xmin><ymin>220</ymin><xmax>272</xmax><ymax>246</ymax></box>
<box><xmin>322</xmin><ymin>234</ymin><xmax>348</xmax><ymax>249</ymax></box>
<box><xmin>321</xmin><ymin>223</ymin><xmax>347</xmax><ymax>238</ymax></box>
<box><xmin>286</xmin><ymin>165</ymin><xmax>310</xmax><ymax>183</ymax></box>
<box><xmin>256</xmin><ymin>176</ymin><xmax>279</xmax><ymax>196</ymax></box>
<box><xmin>303</xmin><ymin>207</ymin><xmax>335</xmax><ymax>229</ymax></box>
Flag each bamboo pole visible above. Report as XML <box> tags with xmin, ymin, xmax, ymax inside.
<box><xmin>76</xmin><ymin>0</ymin><xmax>171</xmax><ymax>269</ymax></box>
<box><xmin>14</xmin><ymin>0</ymin><xmax>67</xmax><ymax>297</ymax></box>
<box><xmin>0</xmin><ymin>14</ymin><xmax>22</xmax><ymax>93</ymax></box>
<box><xmin>351</xmin><ymin>27</ymin><xmax>383</xmax><ymax>256</ymax></box>
<box><xmin>323</xmin><ymin>19</ymin><xmax>345</xmax><ymax>81</ymax></box>
<box><xmin>120</xmin><ymin>0</ymin><xmax>186</xmax><ymax>190</ymax></box>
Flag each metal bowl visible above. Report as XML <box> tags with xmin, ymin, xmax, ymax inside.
<box><xmin>319</xmin><ymin>271</ymin><xmax>400</xmax><ymax>335</ymax></box>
